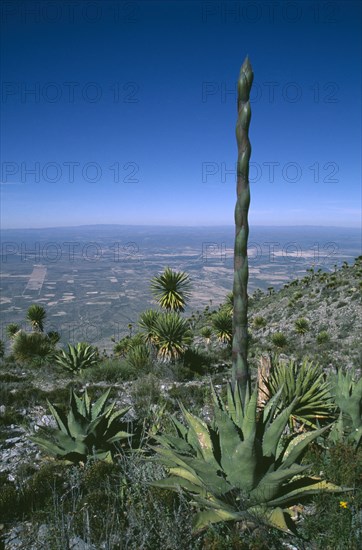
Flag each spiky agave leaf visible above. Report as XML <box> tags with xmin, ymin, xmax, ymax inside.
<box><xmin>30</xmin><ymin>388</ymin><xmax>133</xmax><ymax>464</ymax></box>
<box><xmin>55</xmin><ymin>343</ymin><xmax>99</xmax><ymax>373</ymax></box>
<box><xmin>329</xmin><ymin>369</ymin><xmax>362</xmax><ymax>447</ymax></box>
<box><xmin>151</xmin><ymin>382</ymin><xmax>346</xmax><ymax>534</ymax></box>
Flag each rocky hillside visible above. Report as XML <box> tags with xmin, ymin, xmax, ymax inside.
<box><xmin>247</xmin><ymin>256</ymin><xmax>362</xmax><ymax>371</ymax></box>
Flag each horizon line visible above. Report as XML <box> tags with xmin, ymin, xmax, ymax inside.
<box><xmin>1</xmin><ymin>223</ymin><xmax>361</xmax><ymax>231</ymax></box>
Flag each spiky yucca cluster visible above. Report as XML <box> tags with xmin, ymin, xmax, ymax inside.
<box><xmin>151</xmin><ymin>267</ymin><xmax>191</xmax><ymax>312</ymax></box>
<box><xmin>152</xmin><ymin>312</ymin><xmax>193</xmax><ymax>361</ymax></box>
<box><xmin>264</xmin><ymin>359</ymin><xmax>334</xmax><ymax>429</ymax></box>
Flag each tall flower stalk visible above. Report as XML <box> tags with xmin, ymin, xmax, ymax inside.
<box><xmin>232</xmin><ymin>56</ymin><xmax>253</xmax><ymax>399</ymax></box>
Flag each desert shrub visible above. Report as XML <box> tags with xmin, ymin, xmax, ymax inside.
<box><xmin>167</xmin><ymin>383</ymin><xmax>211</xmax><ymax>413</ymax></box>
<box><xmin>0</xmin><ymin>478</ymin><xmax>19</xmax><ymax>521</ymax></box>
<box><xmin>27</xmin><ymin>455</ymin><xmax>197</xmax><ymax>549</ymax></box>
<box><xmin>127</xmin><ymin>343</ymin><xmax>152</xmax><ymax>371</ymax></box>
<box><xmin>271</xmin><ymin>332</ymin><xmax>288</xmax><ymax>349</ymax></box>
<box><xmin>113</xmin><ymin>333</ymin><xmax>145</xmax><ymax>357</ymax></box>
<box><xmin>81</xmin><ymin>358</ymin><xmax>136</xmax><ymax>383</ymax></box>
<box><xmin>317</xmin><ymin>331</ymin><xmax>330</xmax><ymax>345</ymax></box>
<box><xmin>300</xmin><ymin>491</ymin><xmax>362</xmax><ymax>549</ymax></box>
<box><xmin>131</xmin><ymin>373</ymin><xmax>162</xmax><ymax>419</ymax></box>
<box><xmin>181</xmin><ymin>347</ymin><xmax>214</xmax><ymax>376</ymax></box>
<box><xmin>252</xmin><ymin>316</ymin><xmax>267</xmax><ymax>329</ymax></box>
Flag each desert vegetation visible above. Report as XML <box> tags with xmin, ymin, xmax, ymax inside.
<box><xmin>1</xmin><ymin>257</ymin><xmax>362</xmax><ymax>549</ymax></box>
<box><xmin>1</xmin><ymin>57</ymin><xmax>361</xmax><ymax>549</ymax></box>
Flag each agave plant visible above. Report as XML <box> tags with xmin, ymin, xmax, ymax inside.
<box><xmin>152</xmin><ymin>312</ymin><xmax>193</xmax><ymax>361</ymax></box>
<box><xmin>55</xmin><ymin>342</ymin><xmax>99</xmax><ymax>373</ymax></box>
<box><xmin>26</xmin><ymin>304</ymin><xmax>46</xmax><ymax>332</ymax></box>
<box><xmin>263</xmin><ymin>359</ymin><xmax>335</xmax><ymax>429</ymax></box>
<box><xmin>329</xmin><ymin>369</ymin><xmax>362</xmax><ymax>447</ymax></box>
<box><xmin>151</xmin><ymin>383</ymin><xmax>345</xmax><ymax>534</ymax></box>
<box><xmin>30</xmin><ymin>388</ymin><xmax>132</xmax><ymax>463</ymax></box>
<box><xmin>150</xmin><ymin>267</ymin><xmax>191</xmax><ymax>312</ymax></box>
<box><xmin>212</xmin><ymin>310</ymin><xmax>232</xmax><ymax>344</ymax></box>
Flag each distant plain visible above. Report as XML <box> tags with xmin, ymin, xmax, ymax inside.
<box><xmin>1</xmin><ymin>225</ymin><xmax>360</xmax><ymax>351</ymax></box>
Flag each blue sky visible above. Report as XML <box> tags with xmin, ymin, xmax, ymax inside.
<box><xmin>1</xmin><ymin>0</ymin><xmax>361</xmax><ymax>228</ymax></box>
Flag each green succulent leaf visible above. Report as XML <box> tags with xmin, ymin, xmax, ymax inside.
<box><xmin>151</xmin><ymin>381</ymin><xmax>347</xmax><ymax>534</ymax></box>
<box><xmin>30</xmin><ymin>388</ymin><xmax>133</xmax><ymax>464</ymax></box>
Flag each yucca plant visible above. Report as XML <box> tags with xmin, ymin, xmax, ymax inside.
<box><xmin>55</xmin><ymin>342</ymin><xmax>99</xmax><ymax>373</ymax></box>
<box><xmin>316</xmin><ymin>330</ymin><xmax>330</xmax><ymax>345</ymax></box>
<box><xmin>114</xmin><ymin>333</ymin><xmax>144</xmax><ymax>357</ymax></box>
<box><xmin>126</xmin><ymin>344</ymin><xmax>151</xmax><ymax>371</ymax></box>
<box><xmin>152</xmin><ymin>312</ymin><xmax>193</xmax><ymax>361</ymax></box>
<box><xmin>294</xmin><ymin>318</ymin><xmax>310</xmax><ymax>346</ymax></box>
<box><xmin>212</xmin><ymin>310</ymin><xmax>233</xmax><ymax>344</ymax></box>
<box><xmin>151</xmin><ymin>383</ymin><xmax>345</xmax><ymax>534</ymax></box>
<box><xmin>329</xmin><ymin>369</ymin><xmax>362</xmax><ymax>447</ymax></box>
<box><xmin>150</xmin><ymin>267</ymin><xmax>191</xmax><ymax>312</ymax></box>
<box><xmin>252</xmin><ymin>316</ymin><xmax>267</xmax><ymax>329</ymax></box>
<box><xmin>12</xmin><ymin>330</ymin><xmax>55</xmax><ymax>364</ymax></box>
<box><xmin>30</xmin><ymin>388</ymin><xmax>132</xmax><ymax>463</ymax></box>
<box><xmin>47</xmin><ymin>330</ymin><xmax>60</xmax><ymax>345</ymax></box>
<box><xmin>6</xmin><ymin>323</ymin><xmax>20</xmax><ymax>339</ymax></box>
<box><xmin>263</xmin><ymin>359</ymin><xmax>335</xmax><ymax>429</ymax></box>
<box><xmin>200</xmin><ymin>326</ymin><xmax>212</xmax><ymax>345</ymax></box>
<box><xmin>26</xmin><ymin>304</ymin><xmax>46</xmax><ymax>332</ymax></box>
<box><xmin>294</xmin><ymin>318</ymin><xmax>309</xmax><ymax>335</ymax></box>
<box><xmin>221</xmin><ymin>292</ymin><xmax>234</xmax><ymax>316</ymax></box>
<box><xmin>138</xmin><ymin>309</ymin><xmax>161</xmax><ymax>345</ymax></box>
<box><xmin>271</xmin><ymin>332</ymin><xmax>288</xmax><ymax>350</ymax></box>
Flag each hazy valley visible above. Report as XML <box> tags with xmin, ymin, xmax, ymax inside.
<box><xmin>1</xmin><ymin>225</ymin><xmax>360</xmax><ymax>352</ymax></box>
